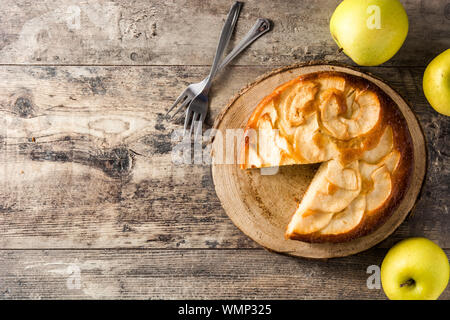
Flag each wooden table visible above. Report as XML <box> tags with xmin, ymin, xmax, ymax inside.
<box><xmin>0</xmin><ymin>0</ymin><xmax>449</xmax><ymax>300</ymax></box>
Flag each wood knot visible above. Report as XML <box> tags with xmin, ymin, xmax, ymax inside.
<box><xmin>101</xmin><ymin>147</ymin><xmax>133</xmax><ymax>178</ymax></box>
<box><xmin>27</xmin><ymin>143</ymin><xmax>133</xmax><ymax>180</ymax></box>
<box><xmin>14</xmin><ymin>97</ymin><xmax>35</xmax><ymax>118</ymax></box>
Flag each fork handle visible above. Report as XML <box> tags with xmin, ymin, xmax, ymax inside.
<box><xmin>217</xmin><ymin>18</ymin><xmax>271</xmax><ymax>71</ymax></box>
<box><xmin>205</xmin><ymin>1</ymin><xmax>242</xmax><ymax>89</ymax></box>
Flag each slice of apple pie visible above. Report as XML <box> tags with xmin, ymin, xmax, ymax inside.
<box><xmin>240</xmin><ymin>71</ymin><xmax>413</xmax><ymax>242</ymax></box>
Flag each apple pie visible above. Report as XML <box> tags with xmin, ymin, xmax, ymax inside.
<box><xmin>240</xmin><ymin>71</ymin><xmax>413</xmax><ymax>243</ymax></box>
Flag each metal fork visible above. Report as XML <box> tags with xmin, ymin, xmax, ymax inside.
<box><xmin>166</xmin><ymin>16</ymin><xmax>271</xmax><ymax>139</ymax></box>
<box><xmin>165</xmin><ymin>1</ymin><xmax>242</xmax><ymax>121</ymax></box>
<box><xmin>184</xmin><ymin>18</ymin><xmax>271</xmax><ymax>142</ymax></box>
<box><xmin>166</xmin><ymin>18</ymin><xmax>271</xmax><ymax>123</ymax></box>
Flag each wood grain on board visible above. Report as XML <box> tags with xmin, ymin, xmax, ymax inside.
<box><xmin>1</xmin><ymin>248</ymin><xmax>449</xmax><ymax>300</ymax></box>
<box><xmin>0</xmin><ymin>65</ymin><xmax>448</xmax><ymax>251</ymax></box>
<box><xmin>0</xmin><ymin>0</ymin><xmax>449</xmax><ymax>66</ymax></box>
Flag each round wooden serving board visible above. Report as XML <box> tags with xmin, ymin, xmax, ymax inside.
<box><xmin>211</xmin><ymin>63</ymin><xmax>426</xmax><ymax>259</ymax></box>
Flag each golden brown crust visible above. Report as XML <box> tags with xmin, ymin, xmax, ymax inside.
<box><xmin>241</xmin><ymin>71</ymin><xmax>414</xmax><ymax>243</ymax></box>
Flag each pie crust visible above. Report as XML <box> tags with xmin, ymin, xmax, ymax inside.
<box><xmin>240</xmin><ymin>71</ymin><xmax>413</xmax><ymax>243</ymax></box>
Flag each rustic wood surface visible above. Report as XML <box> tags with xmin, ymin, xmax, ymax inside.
<box><xmin>0</xmin><ymin>0</ymin><xmax>449</xmax><ymax>299</ymax></box>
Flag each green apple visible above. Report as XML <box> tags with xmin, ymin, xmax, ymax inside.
<box><xmin>381</xmin><ymin>237</ymin><xmax>450</xmax><ymax>300</ymax></box>
<box><xmin>330</xmin><ymin>0</ymin><xmax>409</xmax><ymax>66</ymax></box>
<box><xmin>423</xmin><ymin>49</ymin><xmax>450</xmax><ymax>116</ymax></box>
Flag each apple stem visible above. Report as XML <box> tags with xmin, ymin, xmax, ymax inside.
<box><xmin>400</xmin><ymin>279</ymin><xmax>415</xmax><ymax>288</ymax></box>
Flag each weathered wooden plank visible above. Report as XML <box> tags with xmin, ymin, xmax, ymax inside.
<box><xmin>0</xmin><ymin>0</ymin><xmax>448</xmax><ymax>66</ymax></box>
<box><xmin>3</xmin><ymin>248</ymin><xmax>449</xmax><ymax>300</ymax></box>
<box><xmin>0</xmin><ymin>65</ymin><xmax>448</xmax><ymax>249</ymax></box>
<box><xmin>0</xmin><ymin>65</ymin><xmax>259</xmax><ymax>249</ymax></box>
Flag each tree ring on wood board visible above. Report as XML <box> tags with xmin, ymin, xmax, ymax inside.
<box><xmin>211</xmin><ymin>62</ymin><xmax>426</xmax><ymax>259</ymax></box>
